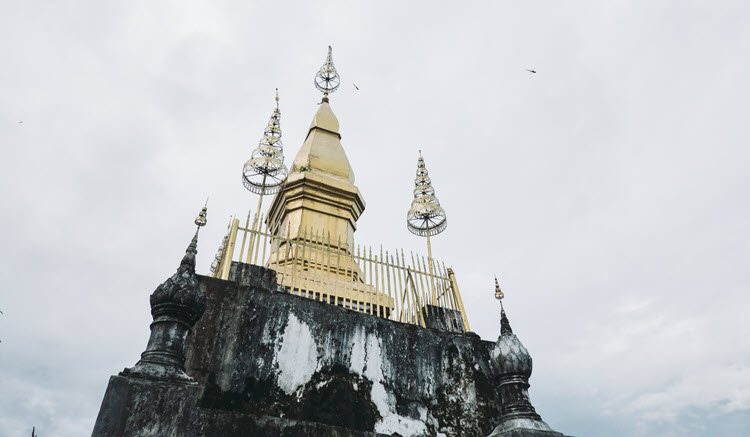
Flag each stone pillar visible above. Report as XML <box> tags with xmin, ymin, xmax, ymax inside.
<box><xmin>121</xmin><ymin>229</ymin><xmax>207</xmax><ymax>382</ymax></box>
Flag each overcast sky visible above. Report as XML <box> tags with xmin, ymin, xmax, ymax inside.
<box><xmin>1</xmin><ymin>1</ymin><xmax>749</xmax><ymax>436</ymax></box>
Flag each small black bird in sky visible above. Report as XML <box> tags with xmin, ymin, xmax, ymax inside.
<box><xmin>526</xmin><ymin>69</ymin><xmax>537</xmax><ymax>74</ymax></box>
<box><xmin>352</xmin><ymin>83</ymin><xmax>359</xmax><ymax>90</ymax></box>
<box><xmin>18</xmin><ymin>120</ymin><xmax>23</xmax><ymax>124</ymax></box>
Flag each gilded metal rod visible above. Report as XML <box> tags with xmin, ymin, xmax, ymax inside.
<box><xmin>239</xmin><ymin>210</ymin><xmax>251</xmax><ymax>264</ymax></box>
<box><xmin>253</xmin><ymin>213</ymin><xmax>263</xmax><ymax>265</ymax></box>
<box><xmin>260</xmin><ymin>215</ymin><xmax>268</xmax><ymax>266</ymax></box>
<box><xmin>289</xmin><ymin>224</ymin><xmax>298</xmax><ymax>294</ymax></box>
<box><xmin>334</xmin><ymin>236</ymin><xmax>341</xmax><ymax>301</ymax></box>
<box><xmin>424</xmin><ymin>220</ymin><xmax>438</xmax><ymax>305</ymax></box>
<box><xmin>397</xmin><ymin>252</ymin><xmax>409</xmax><ymax>323</ymax></box>
<box><xmin>220</xmin><ymin>218</ymin><xmax>240</xmax><ymax>280</ymax></box>
<box><xmin>246</xmin><ymin>173</ymin><xmax>266</xmax><ymax>263</ymax></box>
<box><xmin>314</xmin><ymin>230</ymin><xmax>321</xmax><ymax>301</ymax></box>
<box><xmin>379</xmin><ymin>246</ymin><xmax>386</xmax><ymax>317</ymax></box>
<box><xmin>419</xmin><ymin>255</ymin><xmax>431</xmax><ymax>305</ymax></box>
<box><xmin>447</xmin><ymin>268</ymin><xmax>470</xmax><ymax>332</ymax></box>
<box><xmin>368</xmin><ymin>247</ymin><xmax>374</xmax><ymax>315</ymax></box>
<box><xmin>349</xmin><ymin>240</ymin><xmax>356</xmax><ymax>310</ymax></box>
<box><xmin>428</xmin><ymin>257</ymin><xmax>438</xmax><ymax>305</ymax></box>
<box><xmin>401</xmin><ymin>250</ymin><xmax>414</xmax><ymax>323</ymax></box>
<box><xmin>326</xmin><ymin>232</ymin><xmax>332</xmax><ymax>300</ymax></box>
<box><xmin>410</xmin><ymin>251</ymin><xmax>426</xmax><ymax>311</ymax></box>
<box><xmin>392</xmin><ymin>253</ymin><xmax>404</xmax><ymax>322</ymax></box>
<box><xmin>408</xmin><ymin>271</ymin><xmax>425</xmax><ymax>328</ymax></box>
<box><xmin>443</xmin><ymin>261</ymin><xmax>459</xmax><ymax>312</ymax></box>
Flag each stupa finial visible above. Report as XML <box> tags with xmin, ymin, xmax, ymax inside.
<box><xmin>407</xmin><ymin>152</ymin><xmax>447</xmax><ymax>237</ymax></box>
<box><xmin>186</xmin><ymin>201</ymin><xmax>208</xmax><ymax>257</ymax></box>
<box><xmin>493</xmin><ymin>276</ymin><xmax>513</xmax><ymax>333</ymax></box>
<box><xmin>194</xmin><ymin>198</ymin><xmax>208</xmax><ymax>228</ymax></box>
<box><xmin>494</xmin><ymin>275</ymin><xmax>504</xmax><ymax>302</ymax></box>
<box><xmin>242</xmin><ymin>90</ymin><xmax>288</xmax><ymax>195</ymax></box>
<box><xmin>315</xmin><ymin>45</ymin><xmax>340</xmax><ymax>102</ymax></box>
<box><xmin>407</xmin><ymin>151</ymin><xmax>447</xmax><ymax>302</ymax></box>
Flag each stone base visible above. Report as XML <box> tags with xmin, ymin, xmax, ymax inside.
<box><xmin>91</xmin><ymin>374</ymin><xmax>388</xmax><ymax>437</ymax></box>
<box><xmin>197</xmin><ymin>410</ymin><xmax>387</xmax><ymax>437</ymax></box>
<box><xmin>92</xmin><ymin>375</ymin><xmax>199</xmax><ymax>437</ymax></box>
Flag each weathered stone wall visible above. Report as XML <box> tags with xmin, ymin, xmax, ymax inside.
<box><xmin>185</xmin><ymin>264</ymin><xmax>504</xmax><ymax>436</ymax></box>
<box><xmin>92</xmin><ymin>374</ymin><xmax>387</xmax><ymax>437</ymax></box>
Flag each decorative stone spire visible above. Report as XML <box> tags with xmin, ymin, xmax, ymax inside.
<box><xmin>121</xmin><ymin>207</ymin><xmax>208</xmax><ymax>382</ymax></box>
<box><xmin>488</xmin><ymin>279</ymin><xmax>560</xmax><ymax>436</ymax></box>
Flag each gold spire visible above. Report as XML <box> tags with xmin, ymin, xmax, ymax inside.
<box><xmin>265</xmin><ymin>46</ymin><xmax>367</xmax><ymax>300</ymax></box>
<box><xmin>291</xmin><ymin>101</ymin><xmax>354</xmax><ymax>183</ymax></box>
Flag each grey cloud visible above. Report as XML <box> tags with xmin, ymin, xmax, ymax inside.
<box><xmin>1</xmin><ymin>2</ymin><xmax>748</xmax><ymax>436</ymax></box>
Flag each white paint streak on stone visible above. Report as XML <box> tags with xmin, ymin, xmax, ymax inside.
<box><xmin>276</xmin><ymin>313</ymin><xmax>318</xmax><ymax>395</ymax></box>
<box><xmin>349</xmin><ymin>327</ymin><xmax>367</xmax><ymax>373</ymax></box>
<box><xmin>348</xmin><ymin>329</ymin><xmax>428</xmax><ymax>436</ymax></box>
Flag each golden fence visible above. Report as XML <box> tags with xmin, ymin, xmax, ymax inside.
<box><xmin>210</xmin><ymin>212</ymin><xmax>470</xmax><ymax>331</ymax></box>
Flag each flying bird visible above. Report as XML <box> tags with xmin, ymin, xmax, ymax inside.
<box><xmin>526</xmin><ymin>69</ymin><xmax>537</xmax><ymax>74</ymax></box>
<box><xmin>18</xmin><ymin>120</ymin><xmax>23</xmax><ymax>124</ymax></box>
<box><xmin>352</xmin><ymin>83</ymin><xmax>359</xmax><ymax>90</ymax></box>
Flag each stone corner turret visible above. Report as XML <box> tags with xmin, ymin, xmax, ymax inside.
<box><xmin>487</xmin><ymin>307</ymin><xmax>568</xmax><ymax>437</ymax></box>
<box><xmin>120</xmin><ymin>228</ymin><xmax>207</xmax><ymax>383</ymax></box>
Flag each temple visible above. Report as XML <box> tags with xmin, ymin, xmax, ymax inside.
<box><xmin>90</xmin><ymin>47</ymin><xmax>575</xmax><ymax>437</ymax></box>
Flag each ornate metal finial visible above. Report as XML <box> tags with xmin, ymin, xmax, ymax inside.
<box><xmin>194</xmin><ymin>199</ymin><xmax>208</xmax><ymax>228</ymax></box>
<box><xmin>495</xmin><ymin>276</ymin><xmax>504</xmax><ymax>301</ymax></box>
<box><xmin>242</xmin><ymin>90</ymin><xmax>288</xmax><ymax>195</ymax></box>
<box><xmin>494</xmin><ymin>276</ymin><xmax>512</xmax><ymax>332</ymax></box>
<box><xmin>314</xmin><ymin>45</ymin><xmax>340</xmax><ymax>101</ymax></box>
<box><xmin>185</xmin><ymin>203</ymin><xmax>209</xmax><ymax>256</ymax></box>
<box><xmin>407</xmin><ymin>152</ymin><xmax>447</xmax><ymax>237</ymax></box>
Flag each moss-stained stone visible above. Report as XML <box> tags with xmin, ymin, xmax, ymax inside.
<box><xmin>184</xmin><ymin>266</ymin><xmax>504</xmax><ymax>436</ymax></box>
<box><xmin>93</xmin><ymin>264</ymin><xmax>572</xmax><ymax>437</ymax></box>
